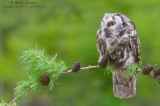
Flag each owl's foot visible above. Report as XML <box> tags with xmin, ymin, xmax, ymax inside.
<box><xmin>98</xmin><ymin>55</ymin><xmax>108</xmax><ymax>68</ymax></box>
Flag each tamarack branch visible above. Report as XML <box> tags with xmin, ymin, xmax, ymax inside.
<box><xmin>66</xmin><ymin>62</ymin><xmax>160</xmax><ymax>83</ymax></box>
<box><xmin>34</xmin><ymin>52</ymin><xmax>160</xmax><ymax>83</ymax></box>
<box><xmin>5</xmin><ymin>48</ymin><xmax>160</xmax><ymax>105</ymax></box>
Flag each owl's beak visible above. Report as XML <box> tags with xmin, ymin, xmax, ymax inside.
<box><xmin>104</xmin><ymin>26</ymin><xmax>108</xmax><ymax>31</ymax></box>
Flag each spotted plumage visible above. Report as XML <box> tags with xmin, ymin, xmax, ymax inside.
<box><xmin>97</xmin><ymin>13</ymin><xmax>140</xmax><ymax>98</ymax></box>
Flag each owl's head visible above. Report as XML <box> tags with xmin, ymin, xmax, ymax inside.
<box><xmin>100</xmin><ymin>13</ymin><xmax>136</xmax><ymax>37</ymax></box>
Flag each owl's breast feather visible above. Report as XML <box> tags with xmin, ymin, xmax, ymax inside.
<box><xmin>106</xmin><ymin>37</ymin><xmax>133</xmax><ymax>67</ymax></box>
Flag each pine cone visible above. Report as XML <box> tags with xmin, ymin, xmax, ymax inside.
<box><xmin>41</xmin><ymin>73</ymin><xmax>50</xmax><ymax>86</ymax></box>
<box><xmin>98</xmin><ymin>55</ymin><xmax>108</xmax><ymax>68</ymax></box>
<box><xmin>154</xmin><ymin>67</ymin><xmax>160</xmax><ymax>77</ymax></box>
<box><xmin>72</xmin><ymin>61</ymin><xmax>81</xmax><ymax>72</ymax></box>
<box><xmin>142</xmin><ymin>64</ymin><xmax>154</xmax><ymax>75</ymax></box>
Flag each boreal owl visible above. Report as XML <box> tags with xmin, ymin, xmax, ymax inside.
<box><xmin>97</xmin><ymin>13</ymin><xmax>140</xmax><ymax>98</ymax></box>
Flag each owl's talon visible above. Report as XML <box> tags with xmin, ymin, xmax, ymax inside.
<box><xmin>98</xmin><ymin>55</ymin><xmax>108</xmax><ymax>68</ymax></box>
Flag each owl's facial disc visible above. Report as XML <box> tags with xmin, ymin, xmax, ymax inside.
<box><xmin>102</xmin><ymin>14</ymin><xmax>124</xmax><ymax>36</ymax></box>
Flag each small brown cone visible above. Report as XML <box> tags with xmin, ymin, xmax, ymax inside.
<box><xmin>142</xmin><ymin>64</ymin><xmax>154</xmax><ymax>75</ymax></box>
<box><xmin>72</xmin><ymin>61</ymin><xmax>81</xmax><ymax>72</ymax></box>
<box><xmin>154</xmin><ymin>67</ymin><xmax>160</xmax><ymax>77</ymax></box>
<box><xmin>98</xmin><ymin>55</ymin><xmax>108</xmax><ymax>68</ymax></box>
<box><xmin>41</xmin><ymin>73</ymin><xmax>50</xmax><ymax>86</ymax></box>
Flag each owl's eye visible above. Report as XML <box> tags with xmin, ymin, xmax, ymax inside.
<box><xmin>108</xmin><ymin>21</ymin><xmax>116</xmax><ymax>26</ymax></box>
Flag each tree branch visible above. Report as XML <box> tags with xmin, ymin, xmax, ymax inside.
<box><xmin>33</xmin><ymin>54</ymin><xmax>160</xmax><ymax>83</ymax></box>
<box><xmin>62</xmin><ymin>65</ymin><xmax>100</xmax><ymax>74</ymax></box>
<box><xmin>8</xmin><ymin>53</ymin><xmax>156</xmax><ymax>105</ymax></box>
<box><xmin>137</xmin><ymin>68</ymin><xmax>160</xmax><ymax>83</ymax></box>
<box><xmin>34</xmin><ymin>55</ymin><xmax>54</xmax><ymax>68</ymax></box>
<box><xmin>34</xmin><ymin>54</ymin><xmax>160</xmax><ymax>83</ymax></box>
<box><xmin>8</xmin><ymin>97</ymin><xmax>16</xmax><ymax>106</ymax></box>
<box><xmin>62</xmin><ymin>63</ymin><xmax>160</xmax><ymax>84</ymax></box>
<box><xmin>147</xmin><ymin>73</ymin><xmax>160</xmax><ymax>83</ymax></box>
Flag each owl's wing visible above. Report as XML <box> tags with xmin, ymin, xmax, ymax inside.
<box><xmin>97</xmin><ymin>29</ymin><xmax>102</xmax><ymax>53</ymax></box>
<box><xmin>97</xmin><ymin>29</ymin><xmax>107</xmax><ymax>56</ymax></box>
<box><xmin>129</xmin><ymin>35</ymin><xmax>140</xmax><ymax>64</ymax></box>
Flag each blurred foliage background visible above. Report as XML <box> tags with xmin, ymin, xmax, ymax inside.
<box><xmin>0</xmin><ymin>0</ymin><xmax>160</xmax><ymax>106</ymax></box>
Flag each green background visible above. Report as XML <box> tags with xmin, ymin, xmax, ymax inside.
<box><xmin>0</xmin><ymin>0</ymin><xmax>160</xmax><ymax>105</ymax></box>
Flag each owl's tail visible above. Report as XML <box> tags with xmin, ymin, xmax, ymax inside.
<box><xmin>112</xmin><ymin>70</ymin><xmax>136</xmax><ymax>98</ymax></box>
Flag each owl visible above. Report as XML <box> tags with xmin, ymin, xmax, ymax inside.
<box><xmin>97</xmin><ymin>13</ymin><xmax>140</xmax><ymax>98</ymax></box>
